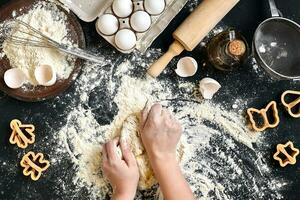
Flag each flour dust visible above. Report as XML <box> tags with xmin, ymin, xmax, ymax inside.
<box><xmin>43</xmin><ymin>43</ymin><xmax>288</xmax><ymax>200</ymax></box>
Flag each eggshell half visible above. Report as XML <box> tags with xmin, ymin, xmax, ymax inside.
<box><xmin>175</xmin><ymin>57</ymin><xmax>198</xmax><ymax>77</ymax></box>
<box><xmin>34</xmin><ymin>65</ymin><xmax>57</xmax><ymax>86</ymax></box>
<box><xmin>199</xmin><ymin>78</ymin><xmax>221</xmax><ymax>99</ymax></box>
<box><xmin>4</xmin><ymin>68</ymin><xmax>26</xmax><ymax>89</ymax></box>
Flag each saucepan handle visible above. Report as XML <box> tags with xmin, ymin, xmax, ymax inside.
<box><xmin>268</xmin><ymin>0</ymin><xmax>280</xmax><ymax>17</ymax></box>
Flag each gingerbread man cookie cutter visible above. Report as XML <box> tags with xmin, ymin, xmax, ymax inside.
<box><xmin>20</xmin><ymin>151</ymin><xmax>50</xmax><ymax>181</ymax></box>
<box><xmin>247</xmin><ymin>101</ymin><xmax>280</xmax><ymax>132</ymax></box>
<box><xmin>281</xmin><ymin>90</ymin><xmax>300</xmax><ymax>118</ymax></box>
<box><xmin>9</xmin><ymin>119</ymin><xmax>35</xmax><ymax>149</ymax></box>
<box><xmin>273</xmin><ymin>141</ymin><xmax>299</xmax><ymax>167</ymax></box>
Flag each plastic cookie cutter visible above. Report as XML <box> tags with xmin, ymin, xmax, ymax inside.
<box><xmin>247</xmin><ymin>101</ymin><xmax>280</xmax><ymax>132</ymax></box>
<box><xmin>273</xmin><ymin>141</ymin><xmax>299</xmax><ymax>167</ymax></box>
<box><xmin>9</xmin><ymin>119</ymin><xmax>35</xmax><ymax>149</ymax></box>
<box><xmin>281</xmin><ymin>90</ymin><xmax>300</xmax><ymax>118</ymax></box>
<box><xmin>20</xmin><ymin>151</ymin><xmax>50</xmax><ymax>181</ymax></box>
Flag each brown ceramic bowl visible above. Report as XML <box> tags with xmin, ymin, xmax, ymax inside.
<box><xmin>0</xmin><ymin>0</ymin><xmax>85</xmax><ymax>101</ymax></box>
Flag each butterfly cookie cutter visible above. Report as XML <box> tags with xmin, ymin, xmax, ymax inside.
<box><xmin>273</xmin><ymin>141</ymin><xmax>299</xmax><ymax>167</ymax></box>
<box><xmin>247</xmin><ymin>101</ymin><xmax>280</xmax><ymax>132</ymax></box>
<box><xmin>9</xmin><ymin>119</ymin><xmax>35</xmax><ymax>149</ymax></box>
<box><xmin>281</xmin><ymin>90</ymin><xmax>300</xmax><ymax>118</ymax></box>
<box><xmin>20</xmin><ymin>151</ymin><xmax>50</xmax><ymax>181</ymax></box>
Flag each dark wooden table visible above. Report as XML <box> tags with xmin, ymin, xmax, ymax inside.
<box><xmin>0</xmin><ymin>0</ymin><xmax>299</xmax><ymax>199</ymax></box>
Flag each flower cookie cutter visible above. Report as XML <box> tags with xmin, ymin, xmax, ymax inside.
<box><xmin>273</xmin><ymin>141</ymin><xmax>299</xmax><ymax>167</ymax></box>
<box><xmin>9</xmin><ymin>119</ymin><xmax>35</xmax><ymax>149</ymax></box>
<box><xmin>247</xmin><ymin>101</ymin><xmax>280</xmax><ymax>132</ymax></box>
<box><xmin>281</xmin><ymin>90</ymin><xmax>300</xmax><ymax>118</ymax></box>
<box><xmin>20</xmin><ymin>151</ymin><xmax>50</xmax><ymax>181</ymax></box>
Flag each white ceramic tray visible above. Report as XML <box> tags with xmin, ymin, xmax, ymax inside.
<box><xmin>60</xmin><ymin>0</ymin><xmax>188</xmax><ymax>53</ymax></box>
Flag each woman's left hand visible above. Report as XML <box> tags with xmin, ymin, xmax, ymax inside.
<box><xmin>102</xmin><ymin>138</ymin><xmax>139</xmax><ymax>200</ymax></box>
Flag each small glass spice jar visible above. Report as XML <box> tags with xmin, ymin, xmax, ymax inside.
<box><xmin>207</xmin><ymin>28</ymin><xmax>249</xmax><ymax>71</ymax></box>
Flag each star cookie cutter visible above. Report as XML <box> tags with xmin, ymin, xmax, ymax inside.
<box><xmin>9</xmin><ymin>119</ymin><xmax>35</xmax><ymax>149</ymax></box>
<box><xmin>281</xmin><ymin>90</ymin><xmax>300</xmax><ymax>118</ymax></box>
<box><xmin>247</xmin><ymin>101</ymin><xmax>280</xmax><ymax>132</ymax></box>
<box><xmin>20</xmin><ymin>151</ymin><xmax>50</xmax><ymax>181</ymax></box>
<box><xmin>273</xmin><ymin>141</ymin><xmax>299</xmax><ymax>167</ymax></box>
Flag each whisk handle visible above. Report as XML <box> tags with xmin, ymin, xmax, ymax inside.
<box><xmin>59</xmin><ymin>45</ymin><xmax>103</xmax><ymax>64</ymax></box>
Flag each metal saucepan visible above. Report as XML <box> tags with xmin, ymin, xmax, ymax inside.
<box><xmin>253</xmin><ymin>0</ymin><xmax>300</xmax><ymax>80</ymax></box>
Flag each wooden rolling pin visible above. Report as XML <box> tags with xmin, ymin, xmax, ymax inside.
<box><xmin>147</xmin><ymin>0</ymin><xmax>240</xmax><ymax>78</ymax></box>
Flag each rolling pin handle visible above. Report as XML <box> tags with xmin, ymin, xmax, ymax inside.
<box><xmin>147</xmin><ymin>40</ymin><xmax>184</xmax><ymax>78</ymax></box>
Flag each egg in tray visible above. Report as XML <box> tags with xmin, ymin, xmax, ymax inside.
<box><xmin>60</xmin><ymin>0</ymin><xmax>188</xmax><ymax>53</ymax></box>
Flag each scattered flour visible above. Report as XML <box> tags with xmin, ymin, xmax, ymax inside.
<box><xmin>50</xmin><ymin>49</ymin><xmax>287</xmax><ymax>199</ymax></box>
<box><xmin>2</xmin><ymin>1</ymin><xmax>75</xmax><ymax>85</ymax></box>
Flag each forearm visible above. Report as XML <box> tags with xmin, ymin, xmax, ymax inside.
<box><xmin>151</xmin><ymin>155</ymin><xmax>195</xmax><ymax>200</ymax></box>
<box><xmin>111</xmin><ymin>189</ymin><xmax>136</xmax><ymax>200</ymax></box>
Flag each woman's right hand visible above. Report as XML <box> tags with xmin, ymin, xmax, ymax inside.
<box><xmin>140</xmin><ymin>103</ymin><xmax>182</xmax><ymax>162</ymax></box>
<box><xmin>140</xmin><ymin>103</ymin><xmax>196</xmax><ymax>200</ymax></box>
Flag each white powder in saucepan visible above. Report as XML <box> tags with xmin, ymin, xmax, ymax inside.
<box><xmin>2</xmin><ymin>2</ymin><xmax>75</xmax><ymax>85</ymax></box>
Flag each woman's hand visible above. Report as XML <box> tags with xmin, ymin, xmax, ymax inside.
<box><xmin>140</xmin><ymin>103</ymin><xmax>182</xmax><ymax>162</ymax></box>
<box><xmin>102</xmin><ymin>138</ymin><xmax>139</xmax><ymax>200</ymax></box>
<box><xmin>140</xmin><ymin>103</ymin><xmax>195</xmax><ymax>200</ymax></box>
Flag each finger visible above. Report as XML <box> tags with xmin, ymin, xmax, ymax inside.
<box><xmin>102</xmin><ymin>144</ymin><xmax>108</xmax><ymax>163</ymax></box>
<box><xmin>175</xmin><ymin>119</ymin><xmax>183</xmax><ymax>134</ymax></box>
<box><xmin>106</xmin><ymin>138</ymin><xmax>119</xmax><ymax>161</ymax></box>
<box><xmin>120</xmin><ymin>139</ymin><xmax>136</xmax><ymax>167</ymax></box>
<box><xmin>113</xmin><ymin>137</ymin><xmax>120</xmax><ymax>144</ymax></box>
<box><xmin>149</xmin><ymin>103</ymin><xmax>162</xmax><ymax>119</ymax></box>
<box><xmin>140</xmin><ymin>101</ymin><xmax>151</xmax><ymax>129</ymax></box>
<box><xmin>161</xmin><ymin>108</ymin><xmax>172</xmax><ymax>119</ymax></box>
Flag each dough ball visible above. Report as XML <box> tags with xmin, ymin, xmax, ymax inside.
<box><xmin>119</xmin><ymin>114</ymin><xmax>155</xmax><ymax>190</ymax></box>
<box><xmin>118</xmin><ymin>113</ymin><xmax>185</xmax><ymax>190</ymax></box>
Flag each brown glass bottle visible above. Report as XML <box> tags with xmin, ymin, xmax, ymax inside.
<box><xmin>207</xmin><ymin>28</ymin><xmax>249</xmax><ymax>71</ymax></box>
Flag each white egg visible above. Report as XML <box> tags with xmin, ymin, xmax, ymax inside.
<box><xmin>4</xmin><ymin>68</ymin><xmax>26</xmax><ymax>89</ymax></box>
<box><xmin>96</xmin><ymin>14</ymin><xmax>119</xmax><ymax>35</ymax></box>
<box><xmin>144</xmin><ymin>0</ymin><xmax>165</xmax><ymax>15</ymax></box>
<box><xmin>112</xmin><ymin>0</ymin><xmax>133</xmax><ymax>18</ymax></box>
<box><xmin>199</xmin><ymin>78</ymin><xmax>221</xmax><ymax>99</ymax></box>
<box><xmin>34</xmin><ymin>65</ymin><xmax>56</xmax><ymax>86</ymax></box>
<box><xmin>115</xmin><ymin>29</ymin><xmax>136</xmax><ymax>50</ymax></box>
<box><xmin>130</xmin><ymin>11</ymin><xmax>151</xmax><ymax>32</ymax></box>
<box><xmin>175</xmin><ymin>57</ymin><xmax>198</xmax><ymax>77</ymax></box>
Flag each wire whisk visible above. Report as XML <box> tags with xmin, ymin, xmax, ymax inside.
<box><xmin>0</xmin><ymin>19</ymin><xmax>103</xmax><ymax>63</ymax></box>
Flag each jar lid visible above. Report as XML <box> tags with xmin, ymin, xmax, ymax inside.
<box><xmin>228</xmin><ymin>39</ymin><xmax>246</xmax><ymax>56</ymax></box>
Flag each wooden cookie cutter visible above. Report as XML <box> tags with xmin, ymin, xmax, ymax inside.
<box><xmin>20</xmin><ymin>151</ymin><xmax>50</xmax><ymax>181</ymax></box>
<box><xmin>281</xmin><ymin>90</ymin><xmax>300</xmax><ymax>118</ymax></box>
<box><xmin>9</xmin><ymin>119</ymin><xmax>35</xmax><ymax>149</ymax></box>
<box><xmin>273</xmin><ymin>141</ymin><xmax>299</xmax><ymax>167</ymax></box>
<box><xmin>247</xmin><ymin>101</ymin><xmax>280</xmax><ymax>132</ymax></box>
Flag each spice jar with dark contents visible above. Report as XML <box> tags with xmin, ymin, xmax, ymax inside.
<box><xmin>207</xmin><ymin>28</ymin><xmax>249</xmax><ymax>71</ymax></box>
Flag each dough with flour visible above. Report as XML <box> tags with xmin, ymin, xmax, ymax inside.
<box><xmin>118</xmin><ymin>113</ymin><xmax>185</xmax><ymax>190</ymax></box>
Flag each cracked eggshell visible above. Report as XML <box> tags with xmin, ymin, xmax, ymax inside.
<box><xmin>34</xmin><ymin>65</ymin><xmax>56</xmax><ymax>86</ymax></box>
<box><xmin>175</xmin><ymin>57</ymin><xmax>198</xmax><ymax>77</ymax></box>
<box><xmin>199</xmin><ymin>78</ymin><xmax>221</xmax><ymax>99</ymax></box>
<box><xmin>4</xmin><ymin>68</ymin><xmax>26</xmax><ymax>89</ymax></box>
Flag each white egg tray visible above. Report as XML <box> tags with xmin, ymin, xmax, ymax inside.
<box><xmin>60</xmin><ymin>0</ymin><xmax>188</xmax><ymax>53</ymax></box>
